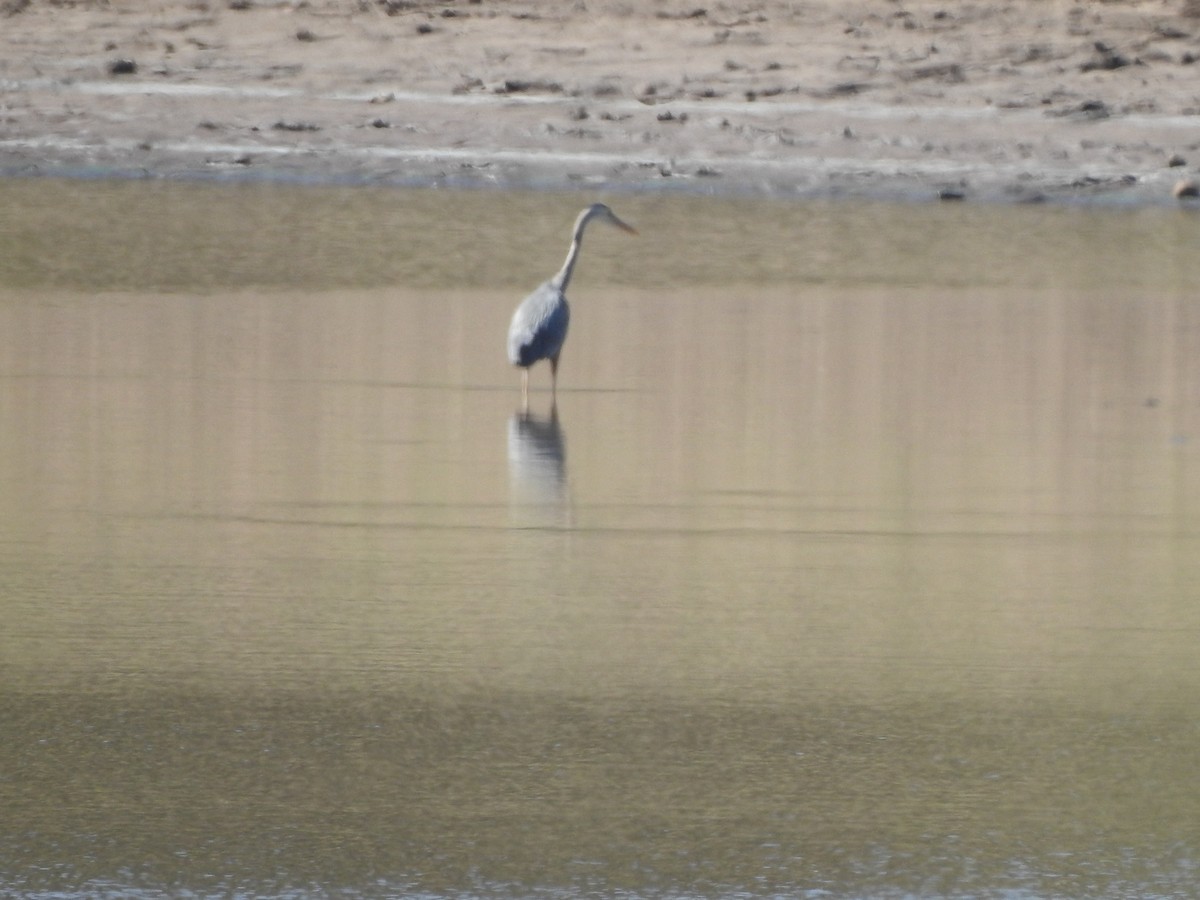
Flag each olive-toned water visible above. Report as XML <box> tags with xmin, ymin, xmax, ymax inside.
<box><xmin>2</xmin><ymin>180</ymin><xmax>1198</xmax><ymax>898</ymax></box>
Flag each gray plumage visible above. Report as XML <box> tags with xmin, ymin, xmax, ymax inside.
<box><xmin>507</xmin><ymin>203</ymin><xmax>637</xmax><ymax>402</ymax></box>
<box><xmin>507</xmin><ymin>281</ymin><xmax>570</xmax><ymax>370</ymax></box>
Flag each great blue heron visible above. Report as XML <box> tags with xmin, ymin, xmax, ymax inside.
<box><xmin>507</xmin><ymin>203</ymin><xmax>637</xmax><ymax>402</ymax></box>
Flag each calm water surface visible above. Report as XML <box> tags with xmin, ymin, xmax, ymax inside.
<box><xmin>1</xmin><ymin>180</ymin><xmax>1199</xmax><ymax>898</ymax></box>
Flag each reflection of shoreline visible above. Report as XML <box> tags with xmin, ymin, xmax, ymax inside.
<box><xmin>507</xmin><ymin>405</ymin><xmax>570</xmax><ymax>527</ymax></box>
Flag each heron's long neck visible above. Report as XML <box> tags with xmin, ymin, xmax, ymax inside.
<box><xmin>551</xmin><ymin>221</ymin><xmax>589</xmax><ymax>291</ymax></box>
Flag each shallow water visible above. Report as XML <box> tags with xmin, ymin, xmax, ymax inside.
<box><xmin>1</xmin><ymin>179</ymin><xmax>1199</xmax><ymax>898</ymax></box>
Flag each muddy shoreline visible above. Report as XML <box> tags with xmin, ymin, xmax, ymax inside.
<box><xmin>3</xmin><ymin>0</ymin><xmax>1200</xmax><ymax>204</ymax></box>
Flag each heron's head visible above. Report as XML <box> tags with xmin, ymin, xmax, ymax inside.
<box><xmin>581</xmin><ymin>203</ymin><xmax>638</xmax><ymax>236</ymax></box>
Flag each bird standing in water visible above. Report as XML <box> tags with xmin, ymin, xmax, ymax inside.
<box><xmin>507</xmin><ymin>203</ymin><xmax>637</xmax><ymax>405</ymax></box>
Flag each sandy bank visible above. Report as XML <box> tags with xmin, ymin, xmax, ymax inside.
<box><xmin>3</xmin><ymin>0</ymin><xmax>1200</xmax><ymax>203</ymax></box>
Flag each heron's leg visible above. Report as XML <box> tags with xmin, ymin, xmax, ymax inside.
<box><xmin>521</xmin><ymin>368</ymin><xmax>529</xmax><ymax>405</ymax></box>
<box><xmin>549</xmin><ymin>355</ymin><xmax>559</xmax><ymax>396</ymax></box>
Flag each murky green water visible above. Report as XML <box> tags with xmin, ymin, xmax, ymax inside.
<box><xmin>1</xmin><ymin>179</ymin><xmax>1199</xmax><ymax>898</ymax></box>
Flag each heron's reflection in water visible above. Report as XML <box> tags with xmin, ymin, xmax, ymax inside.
<box><xmin>507</xmin><ymin>403</ymin><xmax>571</xmax><ymax>527</ymax></box>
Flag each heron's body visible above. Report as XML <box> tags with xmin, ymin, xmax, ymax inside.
<box><xmin>507</xmin><ymin>203</ymin><xmax>636</xmax><ymax>403</ymax></box>
<box><xmin>507</xmin><ymin>281</ymin><xmax>570</xmax><ymax>370</ymax></box>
